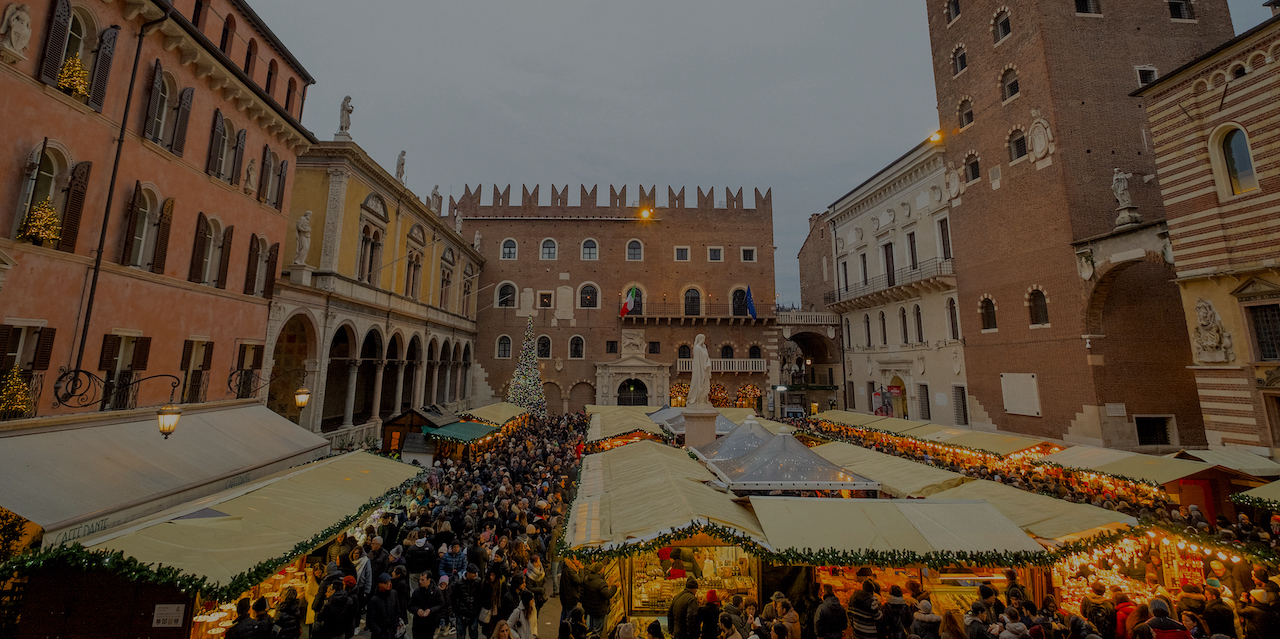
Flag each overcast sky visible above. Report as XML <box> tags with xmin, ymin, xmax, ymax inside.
<box><xmin>253</xmin><ymin>1</ymin><xmax>1274</xmax><ymax>307</ymax></box>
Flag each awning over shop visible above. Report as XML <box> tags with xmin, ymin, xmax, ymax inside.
<box><xmin>588</xmin><ymin>411</ymin><xmax>668</xmax><ymax>442</ymax></box>
<box><xmin>928</xmin><ymin>480</ymin><xmax>1137</xmax><ymax>541</ymax></box>
<box><xmin>460</xmin><ymin>402</ymin><xmax>528</xmax><ymax>427</ymax></box>
<box><xmin>750</xmin><ymin>497</ymin><xmax>1044</xmax><ymax>555</ymax></box>
<box><xmin>84</xmin><ymin>452</ymin><xmax>420</xmax><ymax>590</ymax></box>
<box><xmin>813</xmin><ymin>442</ymin><xmax>972</xmax><ymax>498</ymax></box>
<box><xmin>0</xmin><ymin>403</ymin><xmax>330</xmax><ymax>548</ymax></box>
<box><xmin>426</xmin><ymin>421</ymin><xmax>498</xmax><ymax>442</ymax></box>
<box><xmin>1166</xmin><ymin>449</ymin><xmax>1280</xmax><ymax>478</ymax></box>
<box><xmin>709</xmin><ymin>431</ymin><xmax>879</xmax><ymax>491</ymax></box>
<box><xmin>698</xmin><ymin>417</ymin><xmax>775</xmax><ymax>461</ymax></box>
<box><xmin>813</xmin><ymin>410</ymin><xmax>885</xmax><ymax>427</ymax></box>
<box><xmin>564</xmin><ymin>440</ymin><xmax>768</xmax><ymax>551</ymax></box>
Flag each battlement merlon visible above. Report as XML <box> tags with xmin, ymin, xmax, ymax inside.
<box><xmin>448</xmin><ymin>185</ymin><xmax>772</xmax><ymax>218</ymax></box>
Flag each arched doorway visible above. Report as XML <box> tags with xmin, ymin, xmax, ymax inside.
<box><xmin>568</xmin><ymin>382</ymin><xmax>595</xmax><ymax>414</ymax></box>
<box><xmin>543</xmin><ymin>383</ymin><xmax>563</xmax><ymax>415</ymax></box>
<box><xmin>269</xmin><ymin>314</ymin><xmax>314</xmax><ymax>425</ymax></box>
<box><xmin>617</xmin><ymin>379</ymin><xmax>648</xmax><ymax>406</ymax></box>
<box><xmin>323</xmin><ymin>325</ymin><xmax>356</xmax><ymax>432</ymax></box>
<box><xmin>888</xmin><ymin>375</ymin><xmax>908</xmax><ymax>420</ymax></box>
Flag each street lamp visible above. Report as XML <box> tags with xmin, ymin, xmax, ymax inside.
<box><xmin>157</xmin><ymin>403</ymin><xmax>182</xmax><ymax>439</ymax></box>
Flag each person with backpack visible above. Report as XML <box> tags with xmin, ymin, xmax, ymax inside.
<box><xmin>814</xmin><ymin>586</ymin><xmax>848</xmax><ymax>639</ymax></box>
<box><xmin>882</xmin><ymin>586</ymin><xmax>914</xmax><ymax>639</ymax></box>
<box><xmin>1080</xmin><ymin>582</ymin><xmax>1116</xmax><ymax>639</ymax></box>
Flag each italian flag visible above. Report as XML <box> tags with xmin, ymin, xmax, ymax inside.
<box><xmin>620</xmin><ymin>286</ymin><xmax>639</xmax><ymax>318</ymax></box>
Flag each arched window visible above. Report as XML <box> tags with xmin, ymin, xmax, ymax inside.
<box><xmin>541</xmin><ymin>239</ymin><xmax>557</xmax><ymax>260</ymax></box>
<box><xmin>580</xmin><ymin>285</ymin><xmax>598</xmax><ymax>308</ymax></box>
<box><xmin>581</xmin><ymin>239</ymin><xmax>597</xmax><ymax>260</ymax></box>
<box><xmin>947</xmin><ymin>298</ymin><xmax>960</xmax><ymax>340</ymax></box>
<box><xmin>981</xmin><ymin>299</ymin><xmax>998</xmax><ymax>330</ymax></box>
<box><xmin>879</xmin><ymin>311</ymin><xmax>887</xmax><ymax>345</ymax></box>
<box><xmin>536</xmin><ymin>336</ymin><xmax>551</xmax><ymax>359</ymax></box>
<box><xmin>1009</xmin><ymin>129</ymin><xmax>1028</xmax><ymax>161</ymax></box>
<box><xmin>1001</xmin><ymin>68</ymin><xmax>1020</xmax><ymax>101</ymax></box>
<box><xmin>993</xmin><ymin>10</ymin><xmax>1011</xmax><ymax>43</ymax></box>
<box><xmin>128</xmin><ymin>189</ymin><xmax>157</xmax><ymax>268</ymax></box>
<box><xmin>720</xmin><ymin>345</ymin><xmax>735</xmax><ymax>359</ymax></box>
<box><xmin>678</xmin><ymin>345</ymin><xmax>692</xmax><ymax>359</ymax></box>
<box><xmin>220</xmin><ymin>15</ymin><xmax>235</xmax><ymax>56</ymax></box>
<box><xmin>21</xmin><ymin>148</ymin><xmax>61</xmax><ymax>220</ymax></box>
<box><xmin>946</xmin><ymin>0</ymin><xmax>961</xmax><ymax>22</ymax></box>
<box><xmin>191</xmin><ymin>0</ymin><xmax>208</xmax><ymax>27</ymax></box>
<box><xmin>863</xmin><ymin>314</ymin><xmax>872</xmax><ymax>347</ymax></box>
<box><xmin>569</xmin><ymin>336</ymin><xmax>584</xmax><ymax>359</ymax></box>
<box><xmin>497</xmin><ymin>336</ymin><xmax>512</xmax><ymax>359</ymax></box>
<box><xmin>501</xmin><ymin>239</ymin><xmax>517</xmax><ymax>260</ymax></box>
<box><xmin>684</xmin><ymin>289</ymin><xmax>701</xmax><ymax>316</ymax></box>
<box><xmin>244</xmin><ymin>39</ymin><xmax>257</xmax><ymax>77</ymax></box>
<box><xmin>286</xmin><ymin>78</ymin><xmax>297</xmax><ymax>113</ymax></box>
<box><xmin>1223</xmin><ymin>129</ymin><xmax>1258</xmax><ymax>195</ymax></box>
<box><xmin>627</xmin><ymin>240</ymin><xmax>643</xmax><ymax>261</ymax></box>
<box><xmin>914</xmin><ymin>305</ymin><xmax>924</xmax><ymax>343</ymax></box>
<box><xmin>439</xmin><ymin>267</ymin><xmax>452</xmax><ymax>308</ymax></box>
<box><xmin>732</xmin><ymin>289</ymin><xmax>748</xmax><ymax>316</ymax></box>
<box><xmin>148</xmin><ymin>72</ymin><xmax>172</xmax><ymax>144</ymax></box>
<box><xmin>959</xmin><ymin>99</ymin><xmax>974</xmax><ymax>128</ymax></box>
<box><xmin>749</xmin><ymin>345</ymin><xmax>762</xmax><ymax>359</ymax></box>
<box><xmin>497</xmin><ymin>283</ymin><xmax>516</xmax><ymax>308</ymax></box>
<box><xmin>899</xmin><ymin>308</ymin><xmax>909</xmax><ymax>344</ymax></box>
<box><xmin>1029</xmin><ymin>290</ymin><xmax>1049</xmax><ymax>325</ymax></box>
<box><xmin>266</xmin><ymin>60</ymin><xmax>278</xmax><ymax>97</ymax></box>
<box><xmin>952</xmin><ymin>46</ymin><xmax>967</xmax><ymax>75</ymax></box>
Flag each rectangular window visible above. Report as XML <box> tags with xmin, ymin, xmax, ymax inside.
<box><xmin>840</xmin><ymin>261</ymin><xmax>849</xmax><ymax>291</ymax></box>
<box><xmin>674</xmin><ymin>246</ymin><xmax>690</xmax><ymax>261</ymax></box>
<box><xmin>648</xmin><ymin>341</ymin><xmax>661</xmax><ymax>354</ymax></box>
<box><xmin>1075</xmin><ymin>0</ymin><xmax>1101</xmax><ymax>14</ymax></box>
<box><xmin>938</xmin><ymin>219</ymin><xmax>953</xmax><ymax>260</ymax></box>
<box><xmin>1168</xmin><ymin>1</ymin><xmax>1194</xmax><ymax>20</ymax></box>
<box><xmin>859</xmin><ymin>253</ymin><xmax>869</xmax><ymax>286</ymax></box>
<box><xmin>1136</xmin><ymin>416</ymin><xmax>1171</xmax><ymax>446</ymax></box>
<box><xmin>497</xmin><ymin>339</ymin><xmax>511</xmax><ymax>358</ymax></box>
<box><xmin>606</xmin><ymin>340</ymin><xmax>618</xmax><ymax>354</ymax></box>
<box><xmin>907</xmin><ymin>233</ymin><xmax>918</xmax><ymax>270</ymax></box>
<box><xmin>883</xmin><ymin>243</ymin><xmax>896</xmax><ymax>287</ymax></box>
<box><xmin>1250</xmin><ymin>304</ymin><xmax>1280</xmax><ymax>360</ymax></box>
<box><xmin>538</xmin><ymin>292</ymin><xmax>553</xmax><ymax>308</ymax></box>
<box><xmin>953</xmin><ymin>385</ymin><xmax>969</xmax><ymax>425</ymax></box>
<box><xmin>1137</xmin><ymin>67</ymin><xmax>1157</xmax><ymax>86</ymax></box>
<box><xmin>741</xmin><ymin>247</ymin><xmax>756</xmax><ymax>262</ymax></box>
<box><xmin>916</xmin><ymin>383</ymin><xmax>931</xmax><ymax>420</ymax></box>
<box><xmin>827</xmin><ymin>368</ymin><xmax>834</xmax><ymax>387</ymax></box>
<box><xmin>708</xmin><ymin>247</ymin><xmax>723</xmax><ymax>262</ymax></box>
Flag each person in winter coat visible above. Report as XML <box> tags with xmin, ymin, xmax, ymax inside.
<box><xmin>273</xmin><ymin>587</ymin><xmax>304</xmax><ymax>639</ymax></box>
<box><xmin>996</xmin><ymin>607</ymin><xmax>1027</xmax><ymax>639</ymax></box>
<box><xmin>367</xmin><ymin>574</ymin><xmax>401</xmax><ymax>639</ymax></box>
<box><xmin>409</xmin><ymin>572</ymin><xmax>446</xmax><ymax>639</ymax></box>
<box><xmin>1078</xmin><ymin>583</ymin><xmax>1116</xmax><ymax>639</ymax></box>
<box><xmin>1176</xmin><ymin>585</ymin><xmax>1208</xmax><ymax>618</ymax></box>
<box><xmin>580</xmin><ymin>563</ymin><xmax>619</xmax><ymax>635</ymax></box>
<box><xmin>225</xmin><ymin>598</ymin><xmax>259</xmax><ymax>639</ymax></box>
<box><xmin>507</xmin><ymin>590</ymin><xmax>537</xmax><ymax>639</ymax></box>
<box><xmin>778</xmin><ymin>600</ymin><xmax>801</xmax><ymax>639</ymax></box>
<box><xmin>724</xmin><ymin>595</ymin><xmax>750</xmax><ymax>639</ymax></box>
<box><xmin>882</xmin><ymin>586</ymin><xmax>914</xmax><ymax>639</ymax></box>
<box><xmin>1238</xmin><ymin>582</ymin><xmax>1280</xmax><ymax>639</ymax></box>
<box><xmin>939</xmin><ymin>610</ymin><xmax>964</xmax><ymax>639</ymax></box>
<box><xmin>910</xmin><ymin>600</ymin><xmax>942</xmax><ymax>639</ymax></box>
<box><xmin>481</xmin><ymin>569</ymin><xmax>504</xmax><ymax>636</ymax></box>
<box><xmin>1115</xmin><ymin>594</ymin><xmax>1138</xmax><ymax>639</ymax></box>
<box><xmin>1062</xmin><ymin>615</ymin><xmax>1099</xmax><ymax>639</ymax></box>
<box><xmin>559</xmin><ymin>558</ymin><xmax>584</xmax><ymax>621</ymax></box>
<box><xmin>440</xmin><ymin>541</ymin><xmax>468</xmax><ymax>579</ymax></box>
<box><xmin>849</xmin><ymin>580</ymin><xmax>883</xmax><ymax>639</ymax></box>
<box><xmin>964</xmin><ymin>603</ymin><xmax>1000</xmax><ymax>639</ymax></box>
<box><xmin>1125</xmin><ymin>604</ymin><xmax>1153</xmax><ymax>639</ymax></box>
<box><xmin>670</xmin><ymin>578</ymin><xmax>702</xmax><ymax>639</ymax></box>
<box><xmin>814</xmin><ymin>587</ymin><xmax>849</xmax><ymax>639</ymax></box>
<box><xmin>720</xmin><ymin>613</ymin><xmax>744</xmax><ymax>639</ymax></box>
<box><xmin>1145</xmin><ymin>598</ymin><xmax>1193</xmax><ymax>639</ymax></box>
<box><xmin>312</xmin><ymin>563</ymin><xmax>346</xmax><ymax>619</ymax></box>
<box><xmin>698</xmin><ymin>590</ymin><xmax>726</xmax><ymax>639</ymax></box>
<box><xmin>1201</xmin><ymin>587</ymin><xmax>1236</xmax><ymax>638</ymax></box>
<box><xmin>527</xmin><ymin>555</ymin><xmax>549</xmax><ymax>611</ymax></box>
<box><xmin>453</xmin><ymin>564</ymin><xmax>484</xmax><ymax>639</ymax></box>
<box><xmin>1003</xmin><ymin>571</ymin><xmax>1027</xmax><ymax>609</ymax></box>
<box><xmin>559</xmin><ymin>605</ymin><xmax>589</xmax><ymax>639</ymax></box>
<box><xmin>314</xmin><ymin>583</ymin><xmax>353</xmax><ymax>639</ymax></box>
<box><xmin>405</xmin><ymin>537</ymin><xmax>436</xmax><ymax>582</ymax></box>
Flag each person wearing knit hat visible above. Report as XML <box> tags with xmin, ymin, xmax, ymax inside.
<box><xmin>965</xmin><ymin>601</ymin><xmax>999</xmax><ymax>639</ymax></box>
<box><xmin>910</xmin><ymin>599</ymin><xmax>941</xmax><ymax>639</ymax></box>
<box><xmin>696</xmin><ymin>590</ymin><xmax>724</xmax><ymax>639</ymax></box>
<box><xmin>980</xmin><ymin>583</ymin><xmax>1006</xmax><ymax>618</ymax></box>
<box><xmin>647</xmin><ymin>619</ymin><xmax>665</xmax><ymax>639</ymax></box>
<box><xmin>617</xmin><ymin>622</ymin><xmax>637</xmax><ymax>639</ymax></box>
<box><xmin>670</xmin><ymin>577</ymin><xmax>701</xmax><ymax>639</ymax></box>
<box><xmin>1146</xmin><ymin>596</ymin><xmax>1196</xmax><ymax>636</ymax></box>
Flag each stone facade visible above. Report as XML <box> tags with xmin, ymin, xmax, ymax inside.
<box><xmin>264</xmin><ymin>141</ymin><xmax>482</xmax><ymax>446</ymax></box>
<box><xmin>924</xmin><ymin>0</ymin><xmax>1235</xmax><ymax>446</ymax></box>
<box><xmin>0</xmin><ymin>0</ymin><xmax>311</xmax><ymax>419</ymax></box>
<box><xmin>1136</xmin><ymin>13</ymin><xmax>1280</xmax><ymax>456</ymax></box>
<box><xmin>459</xmin><ymin>185</ymin><xmax>778</xmax><ymax>414</ymax></box>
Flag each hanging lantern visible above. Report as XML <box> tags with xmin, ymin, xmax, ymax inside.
<box><xmin>157</xmin><ymin>404</ymin><xmax>182</xmax><ymax>439</ymax></box>
<box><xmin>294</xmin><ymin>387</ymin><xmax>311</xmax><ymax>408</ymax></box>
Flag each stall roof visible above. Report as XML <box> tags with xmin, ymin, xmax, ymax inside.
<box><xmin>85</xmin><ymin>452</ymin><xmax>419</xmax><ymax>590</ymax></box>
<box><xmin>588</xmin><ymin>412</ymin><xmax>668</xmax><ymax>442</ymax></box>
<box><xmin>564</xmin><ymin>440</ymin><xmax>768</xmax><ymax>551</ymax></box>
<box><xmin>585</xmin><ymin>405</ymin><xmax>655</xmax><ymax>415</ymax></box>
<box><xmin>813</xmin><ymin>410</ymin><xmax>885</xmax><ymax>427</ymax></box>
<box><xmin>717</xmin><ymin>408</ymin><xmax>759</xmax><ymax>425</ymax></box>
<box><xmin>383</xmin><ymin>406</ymin><xmax>461</xmax><ymax>430</ymax></box>
<box><xmin>426</xmin><ymin>421</ymin><xmax>498</xmax><ymax>442</ymax></box>
<box><xmin>1166</xmin><ymin>449</ymin><xmax>1280</xmax><ymax>478</ymax></box>
<box><xmin>1041</xmin><ymin>445</ymin><xmax>1232</xmax><ymax>485</ymax></box>
<box><xmin>758</xmin><ymin>419</ymin><xmax>791</xmax><ymax>434</ymax></box>
<box><xmin>813</xmin><ymin>442</ymin><xmax>972</xmax><ymax>498</ymax></box>
<box><xmin>1238</xmin><ymin>479</ymin><xmax>1280</xmax><ymax>503</ymax></box>
<box><xmin>710</xmin><ymin>432</ymin><xmax>879</xmax><ymax>490</ymax></box>
<box><xmin>869</xmin><ymin>417</ymin><xmax>932</xmax><ymax>434</ymax></box>
<box><xmin>698</xmin><ymin>417</ymin><xmax>776</xmax><ymax>461</ymax></box>
<box><xmin>461</xmin><ymin>402</ymin><xmax>527</xmax><ymax>427</ymax></box>
<box><xmin>647</xmin><ymin>406</ymin><xmax>683</xmax><ymax>424</ymax></box>
<box><xmin>751</xmin><ymin>498</ymin><xmax>1044</xmax><ymax>555</ymax></box>
<box><xmin>929</xmin><ymin>481</ymin><xmax>1137</xmax><ymax>541</ymax></box>
<box><xmin>0</xmin><ymin>404</ymin><xmax>329</xmax><ymax>546</ymax></box>
<box><xmin>1039</xmin><ymin>446</ymin><xmax>1137</xmax><ymax>469</ymax></box>
<box><xmin>901</xmin><ymin>426</ymin><xmax>1047</xmax><ymax>457</ymax></box>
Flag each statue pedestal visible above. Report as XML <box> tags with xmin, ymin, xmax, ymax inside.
<box><xmin>333</xmin><ymin>131</ymin><xmax>352</xmax><ymax>142</ymax></box>
<box><xmin>288</xmin><ymin>264</ymin><xmax>314</xmax><ymax>287</ymax></box>
<box><xmin>682</xmin><ymin>406</ymin><xmax>719</xmax><ymax>451</ymax></box>
<box><xmin>1114</xmin><ymin>206</ymin><xmax>1143</xmax><ymax>229</ymax></box>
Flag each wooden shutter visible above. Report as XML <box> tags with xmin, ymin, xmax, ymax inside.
<box><xmin>98</xmin><ymin>334</ymin><xmax>121</xmax><ymax>371</ymax></box>
<box><xmin>0</xmin><ymin>326</ymin><xmax>12</xmax><ymax>366</ymax></box>
<box><xmin>205</xmin><ymin>109</ymin><xmax>225</xmax><ymax>175</ymax></box>
<box><xmin>188</xmin><ymin>212</ymin><xmax>208</xmax><ymax>283</ymax></box>
<box><xmin>237</xmin><ymin>343</ymin><xmax>248</xmax><ymax>369</ymax></box>
<box><xmin>142</xmin><ymin>60</ymin><xmax>164</xmax><ymax>141</ymax></box>
<box><xmin>257</xmin><ymin>146</ymin><xmax>272</xmax><ymax>202</ymax></box>
<box><xmin>152</xmin><ymin>198</ymin><xmax>174</xmax><ymax>274</ymax></box>
<box><xmin>230</xmin><ymin>129</ymin><xmax>246</xmax><ymax>185</ymax></box>
<box><xmin>86</xmin><ymin>26</ymin><xmax>119</xmax><ymax>113</ymax></box>
<box><xmin>243</xmin><ymin>233</ymin><xmax>259</xmax><ymax>294</ymax></box>
<box><xmin>179</xmin><ymin>340</ymin><xmax>194</xmax><ymax>370</ymax></box>
<box><xmin>131</xmin><ymin>336</ymin><xmax>152</xmax><ymax>371</ymax></box>
<box><xmin>119</xmin><ymin>181</ymin><xmax>143</xmax><ymax>265</ymax></box>
<box><xmin>201</xmin><ymin>342</ymin><xmax>215</xmax><ymax>370</ymax></box>
<box><xmin>251</xmin><ymin>346</ymin><xmax>264</xmax><ymax>370</ymax></box>
<box><xmin>57</xmin><ymin>161</ymin><xmax>92</xmax><ymax>253</ymax></box>
<box><xmin>170</xmin><ymin>88</ymin><xmax>194</xmax><ymax>157</ymax></box>
<box><xmin>215</xmin><ymin>225</ymin><xmax>233</xmax><ymax>289</ymax></box>
<box><xmin>39</xmin><ymin>0</ymin><xmax>72</xmax><ymax>86</ymax></box>
<box><xmin>274</xmin><ymin>160</ymin><xmax>288</xmax><ymax>210</ymax></box>
<box><xmin>31</xmin><ymin>328</ymin><xmax>57</xmax><ymax>371</ymax></box>
<box><xmin>263</xmin><ymin>243</ymin><xmax>279</xmax><ymax>299</ymax></box>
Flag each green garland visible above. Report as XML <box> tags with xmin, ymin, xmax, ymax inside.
<box><xmin>1230</xmin><ymin>491</ymin><xmax>1280</xmax><ymax>514</ymax></box>
<box><xmin>0</xmin><ymin>470</ymin><xmax>427</xmax><ymax>603</ymax></box>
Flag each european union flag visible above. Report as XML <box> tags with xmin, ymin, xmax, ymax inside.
<box><xmin>746</xmin><ymin>286</ymin><xmax>757</xmax><ymax>319</ymax></box>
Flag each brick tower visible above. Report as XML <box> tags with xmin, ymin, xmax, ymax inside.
<box><xmin>923</xmin><ymin>0</ymin><xmax>1235</xmax><ymax>446</ymax></box>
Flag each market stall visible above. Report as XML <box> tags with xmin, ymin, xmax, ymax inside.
<box><xmin>706</xmin><ymin>428</ymin><xmax>879</xmax><ymax>495</ymax></box>
<box><xmin>460</xmin><ymin>401</ymin><xmax>530</xmax><ymax>431</ymax></box>
<box><xmin>813</xmin><ymin>441</ymin><xmax>973</xmax><ymax>498</ymax></box>
<box><xmin>586</xmin><ymin>411</ymin><xmax>670</xmax><ymax>452</ymax></box>
<box><xmin>423</xmin><ymin>420</ymin><xmax>502</xmax><ymax>460</ymax></box>
<box><xmin>1166</xmin><ymin>448</ymin><xmax>1280</xmax><ymax>479</ymax></box>
<box><xmin>928</xmin><ymin>480</ymin><xmax>1137</xmax><ymax>542</ymax></box>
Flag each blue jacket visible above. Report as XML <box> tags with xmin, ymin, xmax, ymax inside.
<box><xmin>440</xmin><ymin>550</ymin><xmax>468</xmax><ymax>577</ymax></box>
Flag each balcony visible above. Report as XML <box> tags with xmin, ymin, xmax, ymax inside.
<box><xmin>309</xmin><ymin>271</ymin><xmax>477</xmax><ymax>333</ymax></box>
<box><xmin>676</xmin><ymin>358</ymin><xmax>768</xmax><ymax>373</ymax></box>
<box><xmin>824</xmin><ymin>258</ymin><xmax>956</xmax><ymax>311</ymax></box>
<box><xmin>618</xmin><ymin>302</ymin><xmax>772</xmax><ymax>324</ymax></box>
<box><xmin>776</xmin><ymin>311</ymin><xmax>839</xmax><ymax>325</ymax></box>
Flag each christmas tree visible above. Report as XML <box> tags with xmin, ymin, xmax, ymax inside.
<box><xmin>20</xmin><ymin>197</ymin><xmax>61</xmax><ymax>244</ymax></box>
<box><xmin>0</xmin><ymin>366</ymin><xmax>31</xmax><ymax>420</ymax></box>
<box><xmin>506</xmin><ymin>316</ymin><xmax>548</xmax><ymax>418</ymax></box>
<box><xmin>58</xmin><ymin>53</ymin><xmax>90</xmax><ymax>97</ymax></box>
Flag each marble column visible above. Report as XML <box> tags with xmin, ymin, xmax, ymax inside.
<box><xmin>342</xmin><ymin>360</ymin><xmax>359</xmax><ymax>427</ymax></box>
<box><xmin>442</xmin><ymin>365</ymin><xmax>453</xmax><ymax>404</ymax></box>
<box><xmin>370</xmin><ymin>360</ymin><xmax>386</xmax><ymax>422</ymax></box>
<box><xmin>393</xmin><ymin>361</ymin><xmax>406</xmax><ymax>416</ymax></box>
<box><xmin>428</xmin><ymin>362</ymin><xmax>439</xmax><ymax>406</ymax></box>
<box><xmin>411</xmin><ymin>360</ymin><xmax>424</xmax><ymax>409</ymax></box>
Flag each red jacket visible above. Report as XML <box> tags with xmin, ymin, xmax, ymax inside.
<box><xmin>1115</xmin><ymin>601</ymin><xmax>1137</xmax><ymax>639</ymax></box>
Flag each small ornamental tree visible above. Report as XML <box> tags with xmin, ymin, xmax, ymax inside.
<box><xmin>506</xmin><ymin>316</ymin><xmax>548</xmax><ymax>418</ymax></box>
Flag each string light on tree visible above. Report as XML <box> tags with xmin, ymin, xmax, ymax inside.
<box><xmin>19</xmin><ymin>198</ymin><xmax>60</xmax><ymax>244</ymax></box>
<box><xmin>506</xmin><ymin>316</ymin><xmax>548</xmax><ymax>419</ymax></box>
<box><xmin>0</xmin><ymin>366</ymin><xmax>31</xmax><ymax>418</ymax></box>
<box><xmin>58</xmin><ymin>54</ymin><xmax>89</xmax><ymax>97</ymax></box>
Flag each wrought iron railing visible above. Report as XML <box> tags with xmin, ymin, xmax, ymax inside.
<box><xmin>676</xmin><ymin>358</ymin><xmax>767</xmax><ymax>373</ymax></box>
<box><xmin>618</xmin><ymin>302</ymin><xmax>769</xmax><ymax>318</ymax></box>
<box><xmin>824</xmin><ymin>258</ymin><xmax>955</xmax><ymax>306</ymax></box>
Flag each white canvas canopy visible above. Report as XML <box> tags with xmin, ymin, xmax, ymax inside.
<box><xmin>813</xmin><ymin>442</ymin><xmax>972</xmax><ymax>498</ymax></box>
<box><xmin>928</xmin><ymin>480</ymin><xmax>1136</xmax><ymax>541</ymax></box>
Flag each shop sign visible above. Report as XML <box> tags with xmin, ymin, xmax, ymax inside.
<box><xmin>889</xmin><ymin>386</ymin><xmax>903</xmax><ymax>397</ymax></box>
<box><xmin>152</xmin><ymin>604</ymin><xmax>185</xmax><ymax>628</ymax></box>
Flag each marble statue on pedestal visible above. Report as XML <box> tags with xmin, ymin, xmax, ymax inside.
<box><xmin>1112</xmin><ymin>168</ymin><xmax>1133</xmax><ymax>209</ymax></box>
<box><xmin>688</xmin><ymin>334</ymin><xmax>712</xmax><ymax>408</ymax></box>
<box><xmin>395</xmin><ymin>151</ymin><xmax>405</xmax><ymax>184</ymax></box>
<box><xmin>294</xmin><ymin>211</ymin><xmax>312</xmax><ymax>265</ymax></box>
